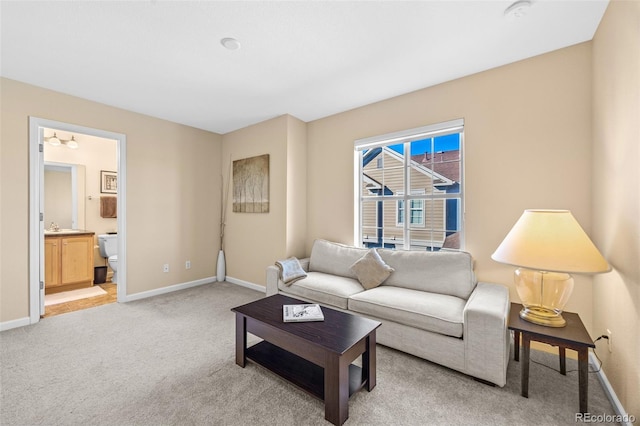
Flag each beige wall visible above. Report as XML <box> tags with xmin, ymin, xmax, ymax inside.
<box><xmin>592</xmin><ymin>0</ymin><xmax>640</xmax><ymax>418</ymax></box>
<box><xmin>221</xmin><ymin>114</ymin><xmax>308</xmax><ymax>287</ymax></box>
<box><xmin>222</xmin><ymin>116</ymin><xmax>288</xmax><ymax>286</ymax></box>
<box><xmin>0</xmin><ymin>78</ymin><xmax>221</xmax><ymax>322</ymax></box>
<box><xmin>307</xmin><ymin>42</ymin><xmax>596</xmax><ymax>329</ymax></box>
<box><xmin>285</xmin><ymin>115</ymin><xmax>308</xmax><ymax>259</ymax></box>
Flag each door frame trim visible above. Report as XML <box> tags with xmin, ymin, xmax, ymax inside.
<box><xmin>28</xmin><ymin>117</ymin><xmax>127</xmax><ymax>324</ymax></box>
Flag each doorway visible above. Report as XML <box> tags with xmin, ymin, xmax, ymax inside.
<box><xmin>29</xmin><ymin>117</ymin><xmax>127</xmax><ymax>324</ymax></box>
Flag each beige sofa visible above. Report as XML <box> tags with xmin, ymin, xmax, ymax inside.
<box><xmin>266</xmin><ymin>239</ymin><xmax>511</xmax><ymax>387</ymax></box>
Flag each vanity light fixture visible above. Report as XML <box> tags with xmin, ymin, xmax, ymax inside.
<box><xmin>66</xmin><ymin>136</ymin><xmax>79</xmax><ymax>149</ymax></box>
<box><xmin>45</xmin><ymin>132</ymin><xmax>62</xmax><ymax>146</ymax></box>
<box><xmin>45</xmin><ymin>133</ymin><xmax>79</xmax><ymax>149</ymax></box>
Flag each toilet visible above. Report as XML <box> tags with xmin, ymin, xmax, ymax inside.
<box><xmin>98</xmin><ymin>234</ymin><xmax>118</xmax><ymax>283</ymax></box>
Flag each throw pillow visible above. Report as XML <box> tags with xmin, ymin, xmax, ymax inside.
<box><xmin>349</xmin><ymin>249</ymin><xmax>394</xmax><ymax>290</ymax></box>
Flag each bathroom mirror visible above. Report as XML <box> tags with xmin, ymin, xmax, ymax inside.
<box><xmin>44</xmin><ymin>162</ymin><xmax>86</xmax><ymax>229</ymax></box>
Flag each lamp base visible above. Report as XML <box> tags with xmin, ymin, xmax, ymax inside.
<box><xmin>514</xmin><ymin>268</ymin><xmax>573</xmax><ymax>328</ymax></box>
<box><xmin>519</xmin><ymin>306</ymin><xmax>567</xmax><ymax>327</ymax></box>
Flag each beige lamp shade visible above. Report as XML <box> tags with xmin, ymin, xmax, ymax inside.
<box><xmin>491</xmin><ymin>209</ymin><xmax>610</xmax><ymax>274</ymax></box>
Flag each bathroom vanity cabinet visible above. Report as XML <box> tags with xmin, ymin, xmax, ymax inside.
<box><xmin>44</xmin><ymin>231</ymin><xmax>95</xmax><ymax>294</ymax></box>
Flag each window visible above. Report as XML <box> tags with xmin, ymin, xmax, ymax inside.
<box><xmin>397</xmin><ymin>191</ymin><xmax>425</xmax><ymax>226</ymax></box>
<box><xmin>354</xmin><ymin>119</ymin><xmax>464</xmax><ymax>251</ymax></box>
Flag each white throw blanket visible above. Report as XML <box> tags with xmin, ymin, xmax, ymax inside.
<box><xmin>275</xmin><ymin>257</ymin><xmax>307</xmax><ymax>285</ymax></box>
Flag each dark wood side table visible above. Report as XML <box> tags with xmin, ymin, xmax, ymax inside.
<box><xmin>508</xmin><ymin>303</ymin><xmax>595</xmax><ymax>413</ymax></box>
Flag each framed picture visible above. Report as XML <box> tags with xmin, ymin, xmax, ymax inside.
<box><xmin>233</xmin><ymin>154</ymin><xmax>269</xmax><ymax>213</ymax></box>
<box><xmin>100</xmin><ymin>170</ymin><xmax>117</xmax><ymax>194</ymax></box>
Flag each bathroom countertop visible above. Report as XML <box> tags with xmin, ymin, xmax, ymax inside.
<box><xmin>44</xmin><ymin>230</ymin><xmax>95</xmax><ymax>237</ymax></box>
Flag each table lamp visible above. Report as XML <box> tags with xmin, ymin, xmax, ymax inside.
<box><xmin>492</xmin><ymin>209</ymin><xmax>610</xmax><ymax>327</ymax></box>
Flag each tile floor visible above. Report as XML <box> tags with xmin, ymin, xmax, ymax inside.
<box><xmin>43</xmin><ymin>283</ymin><xmax>117</xmax><ymax>318</ymax></box>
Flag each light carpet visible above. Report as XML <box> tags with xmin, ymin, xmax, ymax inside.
<box><xmin>44</xmin><ymin>286</ymin><xmax>108</xmax><ymax>306</ymax></box>
<box><xmin>0</xmin><ymin>282</ymin><xmax>617</xmax><ymax>425</ymax></box>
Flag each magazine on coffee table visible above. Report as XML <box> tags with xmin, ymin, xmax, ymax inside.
<box><xmin>283</xmin><ymin>304</ymin><xmax>325</xmax><ymax>322</ymax></box>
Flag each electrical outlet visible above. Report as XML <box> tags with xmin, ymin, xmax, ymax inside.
<box><xmin>607</xmin><ymin>329</ymin><xmax>612</xmax><ymax>353</ymax></box>
<box><xmin>163</xmin><ymin>264</ymin><xmax>169</xmax><ymax>273</ymax></box>
<box><xmin>185</xmin><ymin>260</ymin><xmax>191</xmax><ymax>270</ymax></box>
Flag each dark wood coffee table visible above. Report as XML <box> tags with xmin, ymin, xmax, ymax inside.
<box><xmin>231</xmin><ymin>294</ymin><xmax>381</xmax><ymax>425</ymax></box>
<box><xmin>508</xmin><ymin>303</ymin><xmax>595</xmax><ymax>413</ymax></box>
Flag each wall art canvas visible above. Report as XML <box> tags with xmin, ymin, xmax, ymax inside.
<box><xmin>233</xmin><ymin>154</ymin><xmax>269</xmax><ymax>213</ymax></box>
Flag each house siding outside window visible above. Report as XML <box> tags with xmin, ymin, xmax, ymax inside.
<box><xmin>354</xmin><ymin>119</ymin><xmax>464</xmax><ymax>251</ymax></box>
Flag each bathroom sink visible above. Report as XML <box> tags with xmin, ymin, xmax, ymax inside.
<box><xmin>45</xmin><ymin>229</ymin><xmax>82</xmax><ymax>234</ymax></box>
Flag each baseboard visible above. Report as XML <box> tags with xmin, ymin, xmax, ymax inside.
<box><xmin>589</xmin><ymin>351</ymin><xmax>634</xmax><ymax>425</ymax></box>
<box><xmin>0</xmin><ymin>316</ymin><xmax>31</xmax><ymax>332</ymax></box>
<box><xmin>2</xmin><ymin>277</ymin><xmax>262</xmax><ymax>330</ymax></box>
<box><xmin>122</xmin><ymin>277</ymin><xmax>216</xmax><ymax>302</ymax></box>
<box><xmin>224</xmin><ymin>276</ymin><xmax>266</xmax><ymax>293</ymax></box>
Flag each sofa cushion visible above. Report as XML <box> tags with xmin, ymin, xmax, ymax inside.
<box><xmin>377</xmin><ymin>249</ymin><xmax>476</xmax><ymax>299</ymax></box>
<box><xmin>350</xmin><ymin>249</ymin><xmax>395</xmax><ymax>289</ymax></box>
<box><xmin>308</xmin><ymin>239</ymin><xmax>369</xmax><ymax>279</ymax></box>
<box><xmin>278</xmin><ymin>271</ymin><xmax>365</xmax><ymax>310</ymax></box>
<box><xmin>348</xmin><ymin>286</ymin><xmax>466</xmax><ymax>338</ymax></box>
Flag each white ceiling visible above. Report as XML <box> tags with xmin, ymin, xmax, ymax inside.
<box><xmin>1</xmin><ymin>1</ymin><xmax>608</xmax><ymax>135</ymax></box>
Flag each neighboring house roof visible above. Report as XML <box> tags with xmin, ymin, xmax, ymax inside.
<box><xmin>443</xmin><ymin>232</ymin><xmax>460</xmax><ymax>249</ymax></box>
<box><xmin>362</xmin><ymin>174</ymin><xmax>394</xmax><ymax>195</ymax></box>
<box><xmin>411</xmin><ymin>151</ymin><xmax>460</xmax><ymax>182</ymax></box>
<box><xmin>363</xmin><ymin>174</ymin><xmax>381</xmax><ymax>190</ymax></box>
<box><xmin>364</xmin><ymin>147</ymin><xmax>456</xmax><ymax>187</ymax></box>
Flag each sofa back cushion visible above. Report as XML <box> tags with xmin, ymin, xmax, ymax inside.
<box><xmin>377</xmin><ymin>249</ymin><xmax>476</xmax><ymax>299</ymax></box>
<box><xmin>309</xmin><ymin>239</ymin><xmax>368</xmax><ymax>279</ymax></box>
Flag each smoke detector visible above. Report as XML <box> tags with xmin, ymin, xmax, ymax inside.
<box><xmin>221</xmin><ymin>37</ymin><xmax>241</xmax><ymax>51</ymax></box>
<box><xmin>505</xmin><ymin>0</ymin><xmax>532</xmax><ymax>19</ymax></box>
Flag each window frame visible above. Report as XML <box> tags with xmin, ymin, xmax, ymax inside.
<box><xmin>361</xmin><ymin>175</ymin><xmax>380</xmax><ymax>245</ymax></box>
<box><xmin>354</xmin><ymin>119</ymin><xmax>464</xmax><ymax>251</ymax></box>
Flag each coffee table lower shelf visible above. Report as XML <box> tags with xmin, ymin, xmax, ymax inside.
<box><xmin>246</xmin><ymin>341</ymin><xmax>367</xmax><ymax>400</ymax></box>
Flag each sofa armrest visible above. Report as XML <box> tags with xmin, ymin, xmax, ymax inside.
<box><xmin>463</xmin><ymin>282</ymin><xmax>510</xmax><ymax>387</ymax></box>
<box><xmin>298</xmin><ymin>258</ymin><xmax>310</xmax><ymax>272</ymax></box>
<box><xmin>266</xmin><ymin>266</ymin><xmax>280</xmax><ymax>296</ymax></box>
<box><xmin>266</xmin><ymin>257</ymin><xmax>310</xmax><ymax>297</ymax></box>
